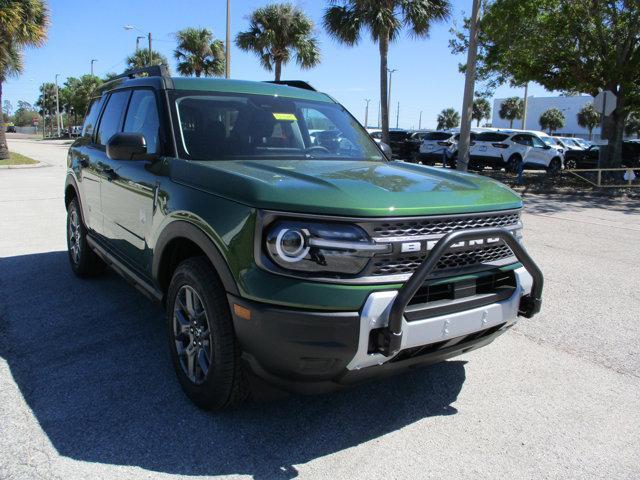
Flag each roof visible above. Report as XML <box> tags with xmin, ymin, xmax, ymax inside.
<box><xmin>170</xmin><ymin>77</ymin><xmax>334</xmax><ymax>103</ymax></box>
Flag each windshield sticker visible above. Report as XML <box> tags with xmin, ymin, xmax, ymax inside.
<box><xmin>273</xmin><ymin>113</ymin><xmax>297</xmax><ymax>121</ymax></box>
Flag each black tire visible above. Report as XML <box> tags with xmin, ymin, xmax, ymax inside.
<box><xmin>66</xmin><ymin>197</ymin><xmax>104</xmax><ymax>277</ymax></box>
<box><xmin>507</xmin><ymin>155</ymin><xmax>522</xmax><ymax>173</ymax></box>
<box><xmin>166</xmin><ymin>257</ymin><xmax>248</xmax><ymax>410</ymax></box>
<box><xmin>547</xmin><ymin>158</ymin><xmax>562</xmax><ymax>175</ymax></box>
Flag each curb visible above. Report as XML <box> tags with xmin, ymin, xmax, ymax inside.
<box><xmin>0</xmin><ymin>161</ymin><xmax>48</xmax><ymax>170</ymax></box>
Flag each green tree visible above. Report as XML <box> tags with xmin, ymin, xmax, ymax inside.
<box><xmin>0</xmin><ymin>0</ymin><xmax>49</xmax><ymax>159</ymax></box>
<box><xmin>626</xmin><ymin>114</ymin><xmax>640</xmax><ymax>138</ymax></box>
<box><xmin>539</xmin><ymin>108</ymin><xmax>565</xmax><ymax>134</ymax></box>
<box><xmin>577</xmin><ymin>103</ymin><xmax>600</xmax><ymax>141</ymax></box>
<box><xmin>35</xmin><ymin>82</ymin><xmax>57</xmax><ymax>115</ymax></box>
<box><xmin>472</xmin><ymin>97</ymin><xmax>491</xmax><ymax>127</ymax></box>
<box><xmin>13</xmin><ymin>100</ymin><xmax>40</xmax><ymax>127</ymax></box>
<box><xmin>126</xmin><ymin>48</ymin><xmax>169</xmax><ymax>70</ymax></box>
<box><xmin>452</xmin><ymin>0</ymin><xmax>640</xmax><ymax>167</ymax></box>
<box><xmin>174</xmin><ymin>27</ymin><xmax>225</xmax><ymax>78</ymax></box>
<box><xmin>437</xmin><ymin>108</ymin><xmax>460</xmax><ymax>130</ymax></box>
<box><xmin>236</xmin><ymin>3</ymin><xmax>320</xmax><ymax>83</ymax></box>
<box><xmin>324</xmin><ymin>0</ymin><xmax>450</xmax><ymax>145</ymax></box>
<box><xmin>60</xmin><ymin>75</ymin><xmax>103</xmax><ymax>124</ymax></box>
<box><xmin>498</xmin><ymin>97</ymin><xmax>523</xmax><ymax>129</ymax></box>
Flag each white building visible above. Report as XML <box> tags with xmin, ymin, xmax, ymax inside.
<box><xmin>492</xmin><ymin>95</ymin><xmax>601</xmax><ymax>140</ymax></box>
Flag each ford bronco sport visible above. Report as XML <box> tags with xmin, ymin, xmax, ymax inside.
<box><xmin>65</xmin><ymin>66</ymin><xmax>543</xmax><ymax>410</ymax></box>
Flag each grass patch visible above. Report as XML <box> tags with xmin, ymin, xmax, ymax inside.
<box><xmin>0</xmin><ymin>151</ymin><xmax>38</xmax><ymax>166</ymax></box>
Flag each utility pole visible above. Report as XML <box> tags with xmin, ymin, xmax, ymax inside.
<box><xmin>91</xmin><ymin>59</ymin><xmax>97</xmax><ymax>76</ymax></box>
<box><xmin>148</xmin><ymin>32</ymin><xmax>153</xmax><ymax>66</ymax></box>
<box><xmin>521</xmin><ymin>82</ymin><xmax>529</xmax><ymax>130</ymax></box>
<box><xmin>54</xmin><ymin>74</ymin><xmax>61</xmax><ymax>138</ymax></box>
<box><xmin>396</xmin><ymin>101</ymin><xmax>400</xmax><ymax>129</ymax></box>
<box><xmin>364</xmin><ymin>99</ymin><xmax>371</xmax><ymax>128</ymax></box>
<box><xmin>387</xmin><ymin>68</ymin><xmax>397</xmax><ymax>113</ymax></box>
<box><xmin>419</xmin><ymin>111</ymin><xmax>423</xmax><ymax>130</ymax></box>
<box><xmin>457</xmin><ymin>0</ymin><xmax>481</xmax><ymax>171</ymax></box>
<box><xmin>42</xmin><ymin>89</ymin><xmax>46</xmax><ymax>138</ymax></box>
<box><xmin>226</xmin><ymin>0</ymin><xmax>231</xmax><ymax>78</ymax></box>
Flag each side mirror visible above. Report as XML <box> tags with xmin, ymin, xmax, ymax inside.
<box><xmin>106</xmin><ymin>133</ymin><xmax>147</xmax><ymax>160</ymax></box>
<box><xmin>543</xmin><ymin>145</ymin><xmax>552</xmax><ymax>150</ymax></box>
<box><xmin>379</xmin><ymin>141</ymin><xmax>393</xmax><ymax>159</ymax></box>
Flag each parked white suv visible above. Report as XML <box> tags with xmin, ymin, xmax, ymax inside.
<box><xmin>469</xmin><ymin>131</ymin><xmax>564</xmax><ymax>174</ymax></box>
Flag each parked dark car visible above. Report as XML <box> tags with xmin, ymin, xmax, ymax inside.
<box><xmin>383</xmin><ymin>130</ymin><xmax>429</xmax><ymax>160</ymax></box>
<box><xmin>6</xmin><ymin>125</ymin><xmax>16</xmax><ymax>133</ymax></box>
<box><xmin>564</xmin><ymin>142</ymin><xmax>640</xmax><ymax>169</ymax></box>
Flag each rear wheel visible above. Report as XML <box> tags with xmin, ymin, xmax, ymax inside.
<box><xmin>166</xmin><ymin>257</ymin><xmax>248</xmax><ymax>410</ymax></box>
<box><xmin>507</xmin><ymin>155</ymin><xmax>522</xmax><ymax>173</ymax></box>
<box><xmin>66</xmin><ymin>198</ymin><xmax>104</xmax><ymax>277</ymax></box>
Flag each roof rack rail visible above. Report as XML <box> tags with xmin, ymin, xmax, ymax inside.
<box><xmin>265</xmin><ymin>80</ymin><xmax>317</xmax><ymax>91</ymax></box>
<box><xmin>107</xmin><ymin>65</ymin><xmax>171</xmax><ymax>83</ymax></box>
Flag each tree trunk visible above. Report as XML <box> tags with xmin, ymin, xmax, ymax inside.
<box><xmin>274</xmin><ymin>60</ymin><xmax>282</xmax><ymax>82</ymax></box>
<box><xmin>509</xmin><ymin>119</ymin><xmax>514</xmax><ymax>128</ymax></box>
<box><xmin>588</xmin><ymin>128</ymin><xmax>593</xmax><ymax>141</ymax></box>
<box><xmin>0</xmin><ymin>81</ymin><xmax>9</xmax><ymax>160</ymax></box>
<box><xmin>379</xmin><ymin>35</ymin><xmax>390</xmax><ymax>146</ymax></box>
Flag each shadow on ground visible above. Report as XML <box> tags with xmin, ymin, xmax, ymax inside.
<box><xmin>521</xmin><ymin>191</ymin><xmax>640</xmax><ymax>216</ymax></box>
<box><xmin>0</xmin><ymin>251</ymin><xmax>466</xmax><ymax>479</ymax></box>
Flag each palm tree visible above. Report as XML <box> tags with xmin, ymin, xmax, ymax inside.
<box><xmin>174</xmin><ymin>28</ymin><xmax>225</xmax><ymax>77</ymax></box>
<box><xmin>236</xmin><ymin>3</ymin><xmax>320</xmax><ymax>82</ymax></box>
<box><xmin>577</xmin><ymin>103</ymin><xmax>600</xmax><ymax>141</ymax></box>
<box><xmin>126</xmin><ymin>49</ymin><xmax>170</xmax><ymax>70</ymax></box>
<box><xmin>539</xmin><ymin>108</ymin><xmax>565</xmax><ymax>134</ymax></box>
<box><xmin>437</xmin><ymin>108</ymin><xmax>460</xmax><ymax>130</ymax></box>
<box><xmin>0</xmin><ymin>0</ymin><xmax>49</xmax><ymax>160</ymax></box>
<box><xmin>324</xmin><ymin>0</ymin><xmax>450</xmax><ymax>145</ymax></box>
<box><xmin>498</xmin><ymin>97</ymin><xmax>524</xmax><ymax>129</ymax></box>
<box><xmin>472</xmin><ymin>98</ymin><xmax>491</xmax><ymax>127</ymax></box>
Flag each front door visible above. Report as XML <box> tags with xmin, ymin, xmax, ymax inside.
<box><xmin>100</xmin><ymin>89</ymin><xmax>163</xmax><ymax>275</ymax></box>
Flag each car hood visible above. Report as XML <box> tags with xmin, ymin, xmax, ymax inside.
<box><xmin>171</xmin><ymin>159</ymin><xmax>522</xmax><ymax>217</ymax></box>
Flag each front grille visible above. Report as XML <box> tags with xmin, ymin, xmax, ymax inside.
<box><xmin>371</xmin><ymin>244</ymin><xmax>514</xmax><ymax>276</ymax></box>
<box><xmin>370</xmin><ymin>212</ymin><xmax>520</xmax><ymax>238</ymax></box>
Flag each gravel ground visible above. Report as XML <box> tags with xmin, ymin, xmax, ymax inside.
<box><xmin>1</xmin><ymin>139</ymin><xmax>638</xmax><ymax>480</ymax></box>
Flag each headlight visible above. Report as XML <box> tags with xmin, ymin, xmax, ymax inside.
<box><xmin>264</xmin><ymin>220</ymin><xmax>390</xmax><ymax>276</ymax></box>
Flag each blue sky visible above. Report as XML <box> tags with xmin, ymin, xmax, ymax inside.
<box><xmin>4</xmin><ymin>0</ymin><xmax>552</xmax><ymax>129</ymax></box>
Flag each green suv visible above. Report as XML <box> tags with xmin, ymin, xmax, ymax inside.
<box><xmin>65</xmin><ymin>66</ymin><xmax>543</xmax><ymax>410</ymax></box>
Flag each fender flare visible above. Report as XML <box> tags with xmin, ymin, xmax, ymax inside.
<box><xmin>64</xmin><ymin>174</ymin><xmax>87</xmax><ymax>218</ymax></box>
<box><xmin>153</xmin><ymin>220</ymin><xmax>240</xmax><ymax>296</ymax></box>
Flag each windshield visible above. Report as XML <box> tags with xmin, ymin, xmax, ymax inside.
<box><xmin>173</xmin><ymin>92</ymin><xmax>384</xmax><ymax>162</ymax></box>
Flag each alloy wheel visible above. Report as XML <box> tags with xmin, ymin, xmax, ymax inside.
<box><xmin>68</xmin><ymin>209</ymin><xmax>81</xmax><ymax>265</ymax></box>
<box><xmin>173</xmin><ymin>285</ymin><xmax>213</xmax><ymax>385</ymax></box>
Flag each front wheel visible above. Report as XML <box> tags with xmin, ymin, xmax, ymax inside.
<box><xmin>166</xmin><ymin>257</ymin><xmax>248</xmax><ymax>410</ymax></box>
<box><xmin>564</xmin><ymin>158</ymin><xmax>577</xmax><ymax>170</ymax></box>
<box><xmin>547</xmin><ymin>158</ymin><xmax>562</xmax><ymax>175</ymax></box>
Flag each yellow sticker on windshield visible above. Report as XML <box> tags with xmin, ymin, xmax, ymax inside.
<box><xmin>273</xmin><ymin>112</ymin><xmax>297</xmax><ymax>121</ymax></box>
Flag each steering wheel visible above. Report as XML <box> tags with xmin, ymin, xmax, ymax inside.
<box><xmin>306</xmin><ymin>146</ymin><xmax>331</xmax><ymax>155</ymax></box>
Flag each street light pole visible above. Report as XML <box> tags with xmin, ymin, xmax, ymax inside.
<box><xmin>396</xmin><ymin>101</ymin><xmax>400</xmax><ymax>129</ymax></box>
<box><xmin>387</xmin><ymin>68</ymin><xmax>397</xmax><ymax>114</ymax></box>
<box><xmin>91</xmin><ymin>59</ymin><xmax>97</xmax><ymax>76</ymax></box>
<box><xmin>54</xmin><ymin>74</ymin><xmax>61</xmax><ymax>137</ymax></box>
<box><xmin>457</xmin><ymin>0</ymin><xmax>481</xmax><ymax>171</ymax></box>
<box><xmin>226</xmin><ymin>0</ymin><xmax>231</xmax><ymax>78</ymax></box>
<box><xmin>364</xmin><ymin>99</ymin><xmax>371</xmax><ymax>128</ymax></box>
<box><xmin>419</xmin><ymin>111</ymin><xmax>423</xmax><ymax>130</ymax></box>
<box><xmin>521</xmin><ymin>82</ymin><xmax>529</xmax><ymax>129</ymax></box>
<box><xmin>136</xmin><ymin>35</ymin><xmax>145</xmax><ymax>52</ymax></box>
<box><xmin>148</xmin><ymin>32</ymin><xmax>153</xmax><ymax>66</ymax></box>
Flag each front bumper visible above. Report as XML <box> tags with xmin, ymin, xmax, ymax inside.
<box><xmin>230</xmin><ymin>227</ymin><xmax>543</xmax><ymax>394</ymax></box>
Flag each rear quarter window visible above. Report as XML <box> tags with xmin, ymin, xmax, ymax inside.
<box><xmin>81</xmin><ymin>97</ymin><xmax>105</xmax><ymax>139</ymax></box>
<box><xmin>475</xmin><ymin>132</ymin><xmax>510</xmax><ymax>142</ymax></box>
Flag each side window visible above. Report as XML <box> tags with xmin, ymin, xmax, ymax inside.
<box><xmin>123</xmin><ymin>90</ymin><xmax>161</xmax><ymax>154</ymax></box>
<box><xmin>82</xmin><ymin>97</ymin><xmax>104</xmax><ymax>140</ymax></box>
<box><xmin>531</xmin><ymin>136</ymin><xmax>546</xmax><ymax>148</ymax></box>
<box><xmin>96</xmin><ymin>90</ymin><xmax>131</xmax><ymax>146</ymax></box>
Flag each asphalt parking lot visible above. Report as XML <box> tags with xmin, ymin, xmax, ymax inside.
<box><xmin>1</xmin><ymin>137</ymin><xmax>639</xmax><ymax>480</ymax></box>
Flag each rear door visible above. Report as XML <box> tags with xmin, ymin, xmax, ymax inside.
<box><xmin>100</xmin><ymin>88</ymin><xmax>163</xmax><ymax>273</ymax></box>
<box><xmin>70</xmin><ymin>96</ymin><xmax>105</xmax><ymax>232</ymax></box>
